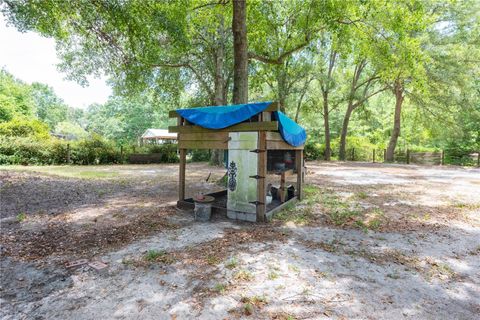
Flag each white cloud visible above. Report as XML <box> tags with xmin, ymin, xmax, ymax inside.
<box><xmin>0</xmin><ymin>16</ymin><xmax>111</xmax><ymax>109</ymax></box>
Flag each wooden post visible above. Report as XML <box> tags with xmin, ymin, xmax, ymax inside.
<box><xmin>372</xmin><ymin>149</ymin><xmax>376</xmax><ymax>163</ymax></box>
<box><xmin>179</xmin><ymin>148</ymin><xmax>186</xmax><ymax>201</ymax></box>
<box><xmin>279</xmin><ymin>172</ymin><xmax>286</xmax><ymax>203</ymax></box>
<box><xmin>256</xmin><ymin>131</ymin><xmax>266</xmax><ymax>222</ymax></box>
<box><xmin>441</xmin><ymin>150</ymin><xmax>445</xmax><ymax>166</ymax></box>
<box><xmin>477</xmin><ymin>151</ymin><xmax>480</xmax><ymax>167</ymax></box>
<box><xmin>352</xmin><ymin>148</ymin><xmax>355</xmax><ymax>161</ymax></box>
<box><xmin>66</xmin><ymin>143</ymin><xmax>70</xmax><ymax>164</ymax></box>
<box><xmin>296</xmin><ymin>150</ymin><xmax>304</xmax><ymax>200</ymax></box>
<box><xmin>120</xmin><ymin>145</ymin><xmax>123</xmax><ymax>161</ymax></box>
<box><xmin>406</xmin><ymin>149</ymin><xmax>410</xmax><ymax>164</ymax></box>
<box><xmin>383</xmin><ymin>149</ymin><xmax>386</xmax><ymax>162</ymax></box>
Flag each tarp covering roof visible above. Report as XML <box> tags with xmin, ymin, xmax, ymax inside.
<box><xmin>176</xmin><ymin>101</ymin><xmax>271</xmax><ymax>129</ymax></box>
<box><xmin>274</xmin><ymin>111</ymin><xmax>307</xmax><ymax>147</ymax></box>
<box><xmin>176</xmin><ymin>102</ymin><xmax>306</xmax><ymax>146</ymax></box>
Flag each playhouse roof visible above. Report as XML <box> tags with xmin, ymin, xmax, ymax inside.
<box><xmin>175</xmin><ymin>101</ymin><xmax>306</xmax><ymax>147</ymax></box>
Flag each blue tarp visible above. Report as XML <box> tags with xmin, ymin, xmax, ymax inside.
<box><xmin>176</xmin><ymin>101</ymin><xmax>272</xmax><ymax>129</ymax></box>
<box><xmin>175</xmin><ymin>102</ymin><xmax>306</xmax><ymax>147</ymax></box>
<box><xmin>274</xmin><ymin>111</ymin><xmax>307</xmax><ymax>147</ymax></box>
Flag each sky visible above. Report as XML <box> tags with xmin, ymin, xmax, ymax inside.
<box><xmin>0</xmin><ymin>16</ymin><xmax>112</xmax><ymax>109</ymax></box>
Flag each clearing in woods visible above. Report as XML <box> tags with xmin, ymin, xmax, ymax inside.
<box><xmin>0</xmin><ymin>162</ymin><xmax>479</xmax><ymax>319</ymax></box>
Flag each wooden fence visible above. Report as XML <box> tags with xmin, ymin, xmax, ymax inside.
<box><xmin>128</xmin><ymin>153</ymin><xmax>164</xmax><ymax>164</ymax></box>
<box><xmin>346</xmin><ymin>148</ymin><xmax>479</xmax><ymax>167</ymax></box>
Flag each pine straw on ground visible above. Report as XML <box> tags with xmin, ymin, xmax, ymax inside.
<box><xmin>0</xmin><ymin>207</ymin><xmax>179</xmax><ymax>263</ymax></box>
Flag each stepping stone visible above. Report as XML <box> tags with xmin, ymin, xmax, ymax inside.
<box><xmin>88</xmin><ymin>261</ymin><xmax>108</xmax><ymax>272</ymax></box>
<box><xmin>65</xmin><ymin>259</ymin><xmax>89</xmax><ymax>269</ymax></box>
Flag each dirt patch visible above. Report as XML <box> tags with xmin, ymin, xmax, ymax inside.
<box><xmin>0</xmin><ymin>207</ymin><xmax>179</xmax><ymax>263</ymax></box>
<box><xmin>1</xmin><ymin>162</ymin><xmax>479</xmax><ymax>319</ymax></box>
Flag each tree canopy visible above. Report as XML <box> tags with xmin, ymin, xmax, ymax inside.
<box><xmin>1</xmin><ymin>0</ymin><xmax>478</xmax><ymax>157</ymax></box>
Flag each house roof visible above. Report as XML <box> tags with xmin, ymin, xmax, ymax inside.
<box><xmin>175</xmin><ymin>102</ymin><xmax>306</xmax><ymax>147</ymax></box>
<box><xmin>141</xmin><ymin>129</ymin><xmax>177</xmax><ymax>139</ymax></box>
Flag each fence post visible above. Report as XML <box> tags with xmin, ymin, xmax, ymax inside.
<box><xmin>352</xmin><ymin>148</ymin><xmax>355</xmax><ymax>161</ymax></box>
<box><xmin>373</xmin><ymin>149</ymin><xmax>376</xmax><ymax>163</ymax></box>
<box><xmin>441</xmin><ymin>150</ymin><xmax>445</xmax><ymax>166</ymax></box>
<box><xmin>406</xmin><ymin>149</ymin><xmax>410</xmax><ymax>164</ymax></box>
<box><xmin>383</xmin><ymin>149</ymin><xmax>386</xmax><ymax>162</ymax></box>
<box><xmin>120</xmin><ymin>145</ymin><xmax>123</xmax><ymax>163</ymax></box>
<box><xmin>67</xmin><ymin>143</ymin><xmax>70</xmax><ymax>164</ymax></box>
<box><xmin>477</xmin><ymin>151</ymin><xmax>480</xmax><ymax>167</ymax></box>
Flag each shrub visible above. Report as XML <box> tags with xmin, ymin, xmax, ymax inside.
<box><xmin>304</xmin><ymin>140</ymin><xmax>324</xmax><ymax>160</ymax></box>
<box><xmin>0</xmin><ymin>136</ymin><xmax>53</xmax><ymax>165</ymax></box>
<box><xmin>0</xmin><ymin>134</ymin><xmax>122</xmax><ymax>165</ymax></box>
<box><xmin>70</xmin><ymin>134</ymin><xmax>121</xmax><ymax>165</ymax></box>
<box><xmin>190</xmin><ymin>149</ymin><xmax>211</xmax><ymax>162</ymax></box>
<box><xmin>146</xmin><ymin>143</ymin><xmax>179</xmax><ymax>163</ymax></box>
<box><xmin>0</xmin><ymin>117</ymin><xmax>50</xmax><ymax>140</ymax></box>
<box><xmin>335</xmin><ymin>136</ymin><xmax>376</xmax><ymax>161</ymax></box>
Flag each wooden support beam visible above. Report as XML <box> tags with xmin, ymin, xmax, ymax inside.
<box><xmin>180</xmin><ymin>132</ymin><xmax>228</xmax><ymax>141</ymax></box>
<box><xmin>265</xmin><ymin>131</ymin><xmax>283</xmax><ymax>141</ymax></box>
<box><xmin>266</xmin><ymin>132</ymin><xmax>304</xmax><ymax>150</ymax></box>
<box><xmin>296</xmin><ymin>150</ymin><xmax>303</xmax><ymax>200</ymax></box>
<box><xmin>169</xmin><ymin>121</ymin><xmax>278</xmax><ymax>134</ymax></box>
<box><xmin>266</xmin><ymin>140</ymin><xmax>304</xmax><ymax>150</ymax></box>
<box><xmin>179</xmin><ymin>149</ymin><xmax>186</xmax><ymax>201</ymax></box>
<box><xmin>279</xmin><ymin>171</ymin><xmax>286</xmax><ymax>203</ymax></box>
<box><xmin>256</xmin><ymin>131</ymin><xmax>267</xmax><ymax>222</ymax></box>
<box><xmin>178</xmin><ymin>140</ymin><xmax>227</xmax><ymax>149</ymax></box>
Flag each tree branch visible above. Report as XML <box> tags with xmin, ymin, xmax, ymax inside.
<box><xmin>248</xmin><ymin>41</ymin><xmax>309</xmax><ymax>65</ymax></box>
<box><xmin>150</xmin><ymin>62</ymin><xmax>214</xmax><ymax>97</ymax></box>
<box><xmin>352</xmin><ymin>86</ymin><xmax>388</xmax><ymax>109</ymax></box>
<box><xmin>193</xmin><ymin>0</ymin><xmax>230</xmax><ymax>11</ymax></box>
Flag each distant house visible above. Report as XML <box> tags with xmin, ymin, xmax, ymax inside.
<box><xmin>140</xmin><ymin>129</ymin><xmax>177</xmax><ymax>145</ymax></box>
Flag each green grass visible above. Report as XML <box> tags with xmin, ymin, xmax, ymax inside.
<box><xmin>77</xmin><ymin>171</ymin><xmax>119</xmax><ymax>178</ymax></box>
<box><xmin>225</xmin><ymin>257</ymin><xmax>238</xmax><ymax>269</ymax></box>
<box><xmin>206</xmin><ymin>255</ymin><xmax>221</xmax><ymax>266</ymax></box>
<box><xmin>213</xmin><ymin>283</ymin><xmax>227</xmax><ymax>294</ymax></box>
<box><xmin>452</xmin><ymin>202</ymin><xmax>480</xmax><ymax>210</ymax></box>
<box><xmin>243</xmin><ymin>302</ymin><xmax>254</xmax><ymax>315</ymax></box>
<box><xmin>274</xmin><ymin>184</ymin><xmax>387</xmax><ymax>231</ymax></box>
<box><xmin>234</xmin><ymin>270</ymin><xmax>254</xmax><ymax>281</ymax></box>
<box><xmin>240</xmin><ymin>295</ymin><xmax>268</xmax><ymax>315</ymax></box>
<box><xmin>268</xmin><ymin>271</ymin><xmax>279</xmax><ymax>280</ymax></box>
<box><xmin>16</xmin><ymin>212</ymin><xmax>27</xmax><ymax>222</ymax></box>
<box><xmin>144</xmin><ymin>249</ymin><xmax>174</xmax><ymax>264</ymax></box>
<box><xmin>274</xmin><ymin>185</ymin><xmax>319</xmax><ymax>224</ymax></box>
<box><xmin>355</xmin><ymin>191</ymin><xmax>368</xmax><ymax>199</ymax></box>
<box><xmin>1</xmin><ymin>165</ymin><xmax>121</xmax><ymax>179</ymax></box>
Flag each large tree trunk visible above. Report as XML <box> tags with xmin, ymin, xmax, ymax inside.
<box><xmin>320</xmin><ymin>50</ymin><xmax>337</xmax><ymax>161</ymax></box>
<box><xmin>276</xmin><ymin>65</ymin><xmax>287</xmax><ymax>112</ymax></box>
<box><xmin>322</xmin><ymin>92</ymin><xmax>331</xmax><ymax>160</ymax></box>
<box><xmin>338</xmin><ymin>60</ymin><xmax>366</xmax><ymax>161</ymax></box>
<box><xmin>339</xmin><ymin>104</ymin><xmax>353</xmax><ymax>161</ymax></box>
<box><xmin>211</xmin><ymin>15</ymin><xmax>227</xmax><ymax>166</ymax></box>
<box><xmin>232</xmin><ymin>0</ymin><xmax>248</xmax><ymax>104</ymax></box>
<box><xmin>386</xmin><ymin>80</ymin><xmax>405</xmax><ymax>162</ymax></box>
<box><xmin>214</xmin><ymin>21</ymin><xmax>225</xmax><ymax>105</ymax></box>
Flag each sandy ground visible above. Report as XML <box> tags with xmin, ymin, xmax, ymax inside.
<box><xmin>0</xmin><ymin>162</ymin><xmax>479</xmax><ymax>319</ymax></box>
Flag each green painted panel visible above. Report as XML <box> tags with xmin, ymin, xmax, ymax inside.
<box><xmin>227</xmin><ymin>132</ymin><xmax>258</xmax><ymax>214</ymax></box>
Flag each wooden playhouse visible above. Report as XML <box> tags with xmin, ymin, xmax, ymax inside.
<box><xmin>168</xmin><ymin>101</ymin><xmax>306</xmax><ymax>222</ymax></box>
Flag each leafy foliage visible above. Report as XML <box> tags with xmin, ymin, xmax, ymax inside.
<box><xmin>0</xmin><ymin>0</ymin><xmax>478</xmax><ymax>166</ymax></box>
